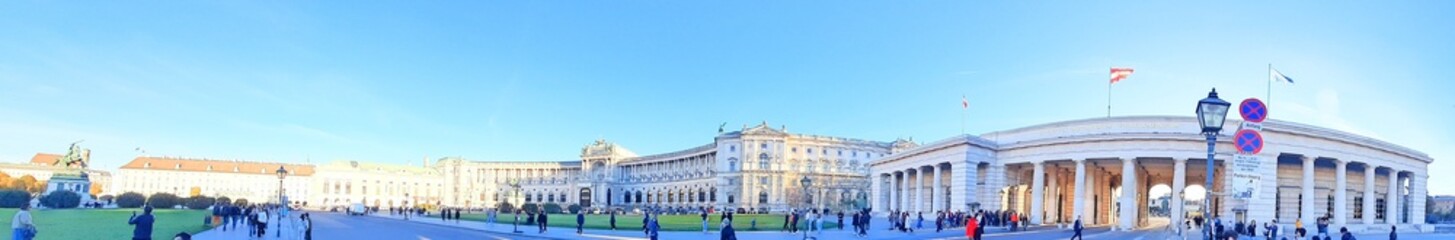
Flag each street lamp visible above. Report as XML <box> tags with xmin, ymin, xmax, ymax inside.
<box><xmin>1194</xmin><ymin>88</ymin><xmax>1230</xmax><ymax>240</ymax></box>
<box><xmin>800</xmin><ymin>176</ymin><xmax>813</xmax><ymax>240</ymax></box>
<box><xmin>276</xmin><ymin>166</ymin><xmax>288</xmax><ymax>206</ymax></box>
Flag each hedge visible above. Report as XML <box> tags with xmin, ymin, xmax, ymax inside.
<box><xmin>116</xmin><ymin>192</ymin><xmax>146</xmax><ymax>208</ymax></box>
<box><xmin>0</xmin><ymin>190</ymin><xmax>31</xmax><ymax>208</ymax></box>
<box><xmin>40</xmin><ymin>191</ymin><xmax>81</xmax><ymax>209</ymax></box>
<box><xmin>147</xmin><ymin>193</ymin><xmax>182</xmax><ymax>208</ymax></box>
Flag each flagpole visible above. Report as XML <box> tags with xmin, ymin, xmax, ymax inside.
<box><xmin>1106</xmin><ymin>78</ymin><xmax>1112</xmax><ymax>118</ymax></box>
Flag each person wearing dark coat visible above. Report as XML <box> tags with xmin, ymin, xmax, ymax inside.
<box><xmin>837</xmin><ymin>212</ymin><xmax>844</xmax><ymax>230</ymax></box>
<box><xmin>609</xmin><ymin>211</ymin><xmax>617</xmax><ymax>230</ymax></box>
<box><xmin>719</xmin><ymin>219</ymin><xmax>737</xmax><ymax>240</ymax></box>
<box><xmin>129</xmin><ymin>206</ymin><xmax>156</xmax><ymax>240</ymax></box>
<box><xmin>537</xmin><ymin>211</ymin><xmax>549</xmax><ymax>233</ymax></box>
<box><xmin>576</xmin><ymin>211</ymin><xmax>586</xmax><ymax>234</ymax></box>
<box><xmin>1340</xmin><ymin>227</ymin><xmax>1355</xmax><ymax>240</ymax></box>
<box><xmin>1389</xmin><ymin>225</ymin><xmax>1397</xmax><ymax>240</ymax></box>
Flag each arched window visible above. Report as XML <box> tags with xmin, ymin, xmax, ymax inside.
<box><xmin>624</xmin><ymin>191</ymin><xmax>631</xmax><ymax>203</ymax></box>
<box><xmin>710</xmin><ymin>187</ymin><xmax>717</xmax><ymax>202</ymax></box>
<box><xmin>636</xmin><ymin>191</ymin><xmax>644</xmax><ymax>203</ymax></box>
<box><xmin>728</xmin><ymin>158</ymin><xmax>738</xmax><ymax>172</ymax></box>
<box><xmin>698</xmin><ymin>190</ymin><xmax>706</xmax><ymax>202</ymax></box>
<box><xmin>727</xmin><ymin>194</ymin><xmax>735</xmax><ymax>203</ymax></box>
<box><xmin>759</xmin><ymin>153</ymin><xmax>771</xmax><ymax>170</ymax></box>
<box><xmin>758</xmin><ymin>191</ymin><xmax>768</xmax><ymax>204</ymax></box>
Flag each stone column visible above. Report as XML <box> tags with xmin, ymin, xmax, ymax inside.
<box><xmin>1084</xmin><ymin>165</ymin><xmax>1098</xmax><ymax>224</ymax></box>
<box><xmin>1030</xmin><ymin>161</ymin><xmax>1046</xmax><ymax>225</ymax></box>
<box><xmin>1411</xmin><ymin>173</ymin><xmax>1427</xmax><ymax>225</ymax></box>
<box><xmin>1072</xmin><ymin>159</ymin><xmax>1087</xmax><ymax>226</ymax></box>
<box><xmin>1363</xmin><ymin>164</ymin><xmax>1376</xmax><ymax>226</ymax></box>
<box><xmin>1335</xmin><ymin>160</ymin><xmax>1348</xmax><ymax>227</ymax></box>
<box><xmin>1172</xmin><ymin>158</ymin><xmax>1187</xmax><ymax>232</ymax></box>
<box><xmin>914</xmin><ymin>168</ymin><xmax>924</xmax><ymax>213</ymax></box>
<box><xmin>932</xmin><ymin>164</ymin><xmax>942</xmax><ymax>212</ymax></box>
<box><xmin>891</xmin><ymin>171</ymin><xmax>900</xmax><ymax>212</ymax></box>
<box><xmin>1301</xmin><ymin>156</ymin><xmax>1316</xmax><ymax>226</ymax></box>
<box><xmin>1048</xmin><ymin>165</ymin><xmax>1060</xmax><ymax>224</ymax></box>
<box><xmin>1387</xmin><ymin>169</ymin><xmax>1399</xmax><ymax>224</ymax></box>
<box><xmin>1119</xmin><ymin>158</ymin><xmax>1137</xmax><ymax>231</ymax></box>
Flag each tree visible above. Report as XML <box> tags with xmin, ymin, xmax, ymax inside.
<box><xmin>566</xmin><ymin>204</ymin><xmax>582</xmax><ymax>214</ymax></box>
<box><xmin>543</xmin><ymin>203</ymin><xmax>562</xmax><ymax>214</ymax></box>
<box><xmin>495</xmin><ymin>202</ymin><xmax>515</xmax><ymax>213</ymax></box>
<box><xmin>184</xmin><ymin>196</ymin><xmax>216</xmax><ymax>209</ymax></box>
<box><xmin>31</xmin><ymin>180</ymin><xmax>46</xmax><ymax>193</ymax></box>
<box><xmin>0</xmin><ymin>189</ymin><xmax>30</xmax><ymax>208</ymax></box>
<box><xmin>1428</xmin><ymin>195</ymin><xmax>1437</xmax><ymax>223</ymax></box>
<box><xmin>189</xmin><ymin>186</ymin><xmax>201</xmax><ymax>197</ymax></box>
<box><xmin>234</xmin><ymin>198</ymin><xmax>249</xmax><ymax>206</ymax></box>
<box><xmin>521</xmin><ymin>203</ymin><xmax>539</xmax><ymax>214</ymax></box>
<box><xmin>116</xmin><ymin>192</ymin><xmax>146</xmax><ymax>208</ymax></box>
<box><xmin>90</xmin><ymin>182</ymin><xmax>104</xmax><ymax>196</ymax></box>
<box><xmin>147</xmin><ymin>193</ymin><xmax>182</xmax><ymax>208</ymax></box>
<box><xmin>0</xmin><ymin>172</ymin><xmax>11</xmax><ymax>189</ymax></box>
<box><xmin>40</xmin><ymin>190</ymin><xmax>81</xmax><ymax>209</ymax></box>
<box><xmin>15</xmin><ymin>175</ymin><xmax>37</xmax><ymax>193</ymax></box>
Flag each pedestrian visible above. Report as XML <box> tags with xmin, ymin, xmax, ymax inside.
<box><xmin>538</xmin><ymin>209</ymin><xmax>548</xmax><ymax>233</ymax></box>
<box><xmin>609</xmin><ymin>211</ymin><xmax>617</xmax><ymax>230</ymax></box>
<box><xmin>719</xmin><ymin>219</ymin><xmax>736</xmax><ymax>240</ymax></box>
<box><xmin>974</xmin><ymin>212</ymin><xmax>985</xmax><ymax>240</ymax></box>
<box><xmin>576</xmin><ymin>210</ymin><xmax>586</xmax><ymax>234</ymax></box>
<box><xmin>488</xmin><ymin>209</ymin><xmax>496</xmax><ymax>228</ymax></box>
<box><xmin>916</xmin><ymin>212</ymin><xmax>924</xmax><ymax>230</ymax></box>
<box><xmin>935</xmin><ymin>211</ymin><xmax>944</xmax><ymax>232</ymax></box>
<box><xmin>12</xmin><ymin>204</ymin><xmax>35</xmax><ymax>240</ymax></box>
<box><xmin>130</xmin><ymin>206</ymin><xmax>156</xmax><ymax>240</ymax></box>
<box><xmin>1071</xmin><ymin>215</ymin><xmax>1084</xmax><ymax>240</ymax></box>
<box><xmin>211</xmin><ymin>203</ymin><xmax>222</xmax><ymax>228</ymax></box>
<box><xmin>302</xmin><ymin>213</ymin><xmax>313</xmax><ymax>240</ymax></box>
<box><xmin>964</xmin><ymin>213</ymin><xmax>977</xmax><ymax>240</ymax></box>
<box><xmin>837</xmin><ymin>211</ymin><xmax>844</xmax><ymax>230</ymax></box>
<box><xmin>1295</xmin><ymin>218</ymin><xmax>1305</xmax><ymax>239</ymax></box>
<box><xmin>648</xmin><ymin>215</ymin><xmax>661</xmax><ymax>240</ymax></box>
<box><xmin>1010</xmin><ymin>212</ymin><xmax>1019</xmax><ymax>232</ymax></box>
<box><xmin>256</xmin><ymin>207</ymin><xmax>269</xmax><ymax>238</ymax></box>
<box><xmin>172</xmin><ymin>232</ymin><xmax>190</xmax><ymax>240</ymax></box>
<box><xmin>1318</xmin><ymin>217</ymin><xmax>1330</xmax><ymax>239</ymax></box>
<box><xmin>782</xmin><ymin>212</ymin><xmax>791</xmax><ymax>232</ymax></box>
<box><xmin>701</xmin><ymin>209</ymin><xmax>710</xmax><ymax>233</ymax></box>
<box><xmin>1389</xmin><ymin>225</ymin><xmax>1397</xmax><ymax>240</ymax></box>
<box><xmin>643</xmin><ymin>212</ymin><xmax>651</xmax><ymax>234</ymax></box>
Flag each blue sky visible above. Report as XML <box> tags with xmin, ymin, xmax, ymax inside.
<box><xmin>1</xmin><ymin>2</ymin><xmax>1452</xmax><ymax>193</ymax></box>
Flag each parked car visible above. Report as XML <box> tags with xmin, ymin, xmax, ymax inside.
<box><xmin>348</xmin><ymin>203</ymin><xmax>367</xmax><ymax>216</ymax></box>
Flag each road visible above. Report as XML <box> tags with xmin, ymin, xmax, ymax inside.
<box><xmin>198</xmin><ymin>211</ymin><xmax>565</xmax><ymax>240</ymax></box>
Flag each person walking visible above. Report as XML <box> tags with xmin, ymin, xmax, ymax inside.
<box><xmin>1009</xmin><ymin>212</ymin><xmax>1019</xmax><ymax>232</ymax></box>
<box><xmin>130</xmin><ymin>206</ymin><xmax>156</xmax><ymax>240</ymax></box>
<box><xmin>782</xmin><ymin>212</ymin><xmax>791</xmax><ymax>232</ymax></box>
<box><xmin>609</xmin><ymin>211</ymin><xmax>617</xmax><ymax>230</ymax></box>
<box><xmin>965</xmin><ymin>213</ymin><xmax>978</xmax><ymax>240</ymax></box>
<box><xmin>701</xmin><ymin>209</ymin><xmax>710</xmax><ymax>234</ymax></box>
<box><xmin>301</xmin><ymin>213</ymin><xmax>313</xmax><ymax>240</ymax></box>
<box><xmin>256</xmin><ymin>208</ymin><xmax>269</xmax><ymax>238</ymax></box>
<box><xmin>537</xmin><ymin>210</ymin><xmax>548</xmax><ymax>234</ymax></box>
<box><xmin>647</xmin><ymin>215</ymin><xmax>661</xmax><ymax>240</ymax></box>
<box><xmin>837</xmin><ymin>212</ymin><xmax>844</xmax><ymax>231</ymax></box>
<box><xmin>1071</xmin><ymin>216</ymin><xmax>1084</xmax><ymax>240</ymax></box>
<box><xmin>643</xmin><ymin>212</ymin><xmax>651</xmax><ymax>235</ymax></box>
<box><xmin>487</xmin><ymin>209</ymin><xmax>496</xmax><ymax>228</ymax></box>
<box><xmin>1389</xmin><ymin>225</ymin><xmax>1397</xmax><ymax>240</ymax></box>
<box><xmin>719</xmin><ymin>219</ymin><xmax>737</xmax><ymax>240</ymax></box>
<box><xmin>12</xmin><ymin>204</ymin><xmax>35</xmax><ymax>240</ymax></box>
<box><xmin>576</xmin><ymin>210</ymin><xmax>585</xmax><ymax>235</ymax></box>
<box><xmin>935</xmin><ymin>211</ymin><xmax>944</xmax><ymax>232</ymax></box>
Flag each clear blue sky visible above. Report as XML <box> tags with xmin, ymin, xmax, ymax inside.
<box><xmin>2</xmin><ymin>2</ymin><xmax>1451</xmax><ymax>193</ymax></box>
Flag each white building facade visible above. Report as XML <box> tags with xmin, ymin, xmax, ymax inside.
<box><xmin>869</xmin><ymin>116</ymin><xmax>1434</xmax><ymax>233</ymax></box>
<box><xmin>311</xmin><ymin>160</ymin><xmax>444</xmax><ymax>209</ymax></box>
<box><xmin>116</xmin><ymin>156</ymin><xmax>314</xmax><ymax>204</ymax></box>
<box><xmin>440</xmin><ymin>122</ymin><xmax>914</xmax><ymax>213</ymax></box>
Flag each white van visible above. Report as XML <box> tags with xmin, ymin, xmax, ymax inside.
<box><xmin>348</xmin><ymin>203</ymin><xmax>367</xmax><ymax>216</ymax></box>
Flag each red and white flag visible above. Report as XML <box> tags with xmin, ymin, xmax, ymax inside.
<box><xmin>1110</xmin><ymin>67</ymin><xmax>1135</xmax><ymax>84</ymax></box>
<box><xmin>961</xmin><ymin>96</ymin><xmax>968</xmax><ymax>109</ymax></box>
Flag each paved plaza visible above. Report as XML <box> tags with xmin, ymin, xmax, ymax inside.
<box><xmin>192</xmin><ymin>211</ymin><xmax>1455</xmax><ymax>240</ymax></box>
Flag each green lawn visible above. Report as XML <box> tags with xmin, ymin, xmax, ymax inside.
<box><xmin>0</xmin><ymin>208</ymin><xmax>212</xmax><ymax>240</ymax></box>
<box><xmin>425</xmin><ymin>212</ymin><xmax>842</xmax><ymax>231</ymax></box>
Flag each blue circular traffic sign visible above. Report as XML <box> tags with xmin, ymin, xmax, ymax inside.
<box><xmin>1240</xmin><ymin>98</ymin><xmax>1267</xmax><ymax>123</ymax></box>
<box><xmin>1235</xmin><ymin>129</ymin><xmax>1263</xmax><ymax>154</ymax></box>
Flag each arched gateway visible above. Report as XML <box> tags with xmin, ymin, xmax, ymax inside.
<box><xmin>869</xmin><ymin>116</ymin><xmax>1433</xmax><ymax>233</ymax></box>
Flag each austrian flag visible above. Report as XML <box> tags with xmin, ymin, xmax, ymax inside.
<box><xmin>1109</xmin><ymin>67</ymin><xmax>1134</xmax><ymax>84</ymax></box>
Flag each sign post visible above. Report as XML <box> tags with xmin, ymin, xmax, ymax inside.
<box><xmin>1230</xmin><ymin>98</ymin><xmax>1268</xmax><ymax>200</ymax></box>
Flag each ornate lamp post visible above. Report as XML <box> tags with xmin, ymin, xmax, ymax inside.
<box><xmin>800</xmin><ymin>176</ymin><xmax>813</xmax><ymax>240</ymax></box>
<box><xmin>509</xmin><ymin>180</ymin><xmax>523</xmax><ymax>234</ymax></box>
<box><xmin>1194</xmin><ymin>88</ymin><xmax>1230</xmax><ymax>240</ymax></box>
<box><xmin>275</xmin><ymin>166</ymin><xmax>288</xmax><ymax>206</ymax></box>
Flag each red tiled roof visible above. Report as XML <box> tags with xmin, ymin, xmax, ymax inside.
<box><xmin>29</xmin><ymin>153</ymin><xmax>61</xmax><ymax>165</ymax></box>
<box><xmin>119</xmin><ymin>156</ymin><xmax>315</xmax><ymax>176</ymax></box>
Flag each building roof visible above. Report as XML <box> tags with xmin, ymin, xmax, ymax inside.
<box><xmin>119</xmin><ymin>156</ymin><xmax>315</xmax><ymax>176</ymax></box>
<box><xmin>29</xmin><ymin>153</ymin><xmax>61</xmax><ymax>165</ymax></box>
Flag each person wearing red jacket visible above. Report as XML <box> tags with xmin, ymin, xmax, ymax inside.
<box><xmin>965</xmin><ymin>214</ymin><xmax>979</xmax><ymax>240</ymax></box>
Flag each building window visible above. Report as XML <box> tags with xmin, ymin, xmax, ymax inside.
<box><xmin>758</xmin><ymin>191</ymin><xmax>768</xmax><ymax>204</ymax></box>
<box><xmin>760</xmin><ymin>177</ymin><xmax>769</xmax><ymax>185</ymax></box>
<box><xmin>792</xmin><ymin>147</ymin><xmax>797</xmax><ymax>152</ymax></box>
<box><xmin>761</xmin><ymin>143</ymin><xmax>768</xmax><ymax>149</ymax></box>
<box><xmin>728</xmin><ymin>158</ymin><xmax>738</xmax><ymax>172</ymax></box>
<box><xmin>1376</xmin><ymin>198</ymin><xmax>1386</xmax><ymax>220</ymax></box>
<box><xmin>730</xmin><ymin>145</ymin><xmax>736</xmax><ymax>152</ymax></box>
<box><xmin>1354</xmin><ymin>196</ymin><xmax>1364</xmax><ymax>219</ymax></box>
